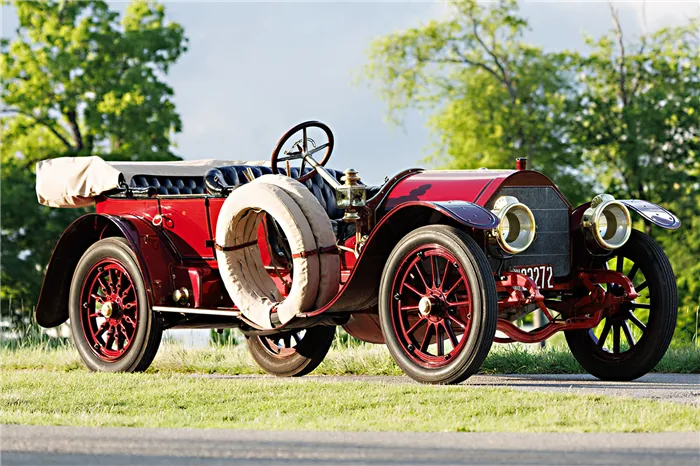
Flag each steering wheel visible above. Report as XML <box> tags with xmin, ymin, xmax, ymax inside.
<box><xmin>271</xmin><ymin>121</ymin><xmax>334</xmax><ymax>183</ymax></box>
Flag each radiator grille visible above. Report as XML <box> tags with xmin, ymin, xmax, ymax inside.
<box><xmin>487</xmin><ymin>186</ymin><xmax>571</xmax><ymax>277</ymax></box>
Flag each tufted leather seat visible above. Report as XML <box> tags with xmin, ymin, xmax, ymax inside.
<box><xmin>130</xmin><ymin>175</ymin><xmax>206</xmax><ymax>195</ymax></box>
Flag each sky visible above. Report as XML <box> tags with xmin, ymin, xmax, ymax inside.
<box><xmin>2</xmin><ymin>1</ymin><xmax>699</xmax><ymax>185</ymax></box>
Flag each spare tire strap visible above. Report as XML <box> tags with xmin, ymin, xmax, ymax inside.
<box><xmin>291</xmin><ymin>245</ymin><xmax>340</xmax><ymax>259</ymax></box>
<box><xmin>214</xmin><ymin>240</ymin><xmax>258</xmax><ymax>252</ymax></box>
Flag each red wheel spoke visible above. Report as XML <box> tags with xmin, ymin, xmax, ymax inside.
<box><xmin>419</xmin><ymin>324</ymin><xmax>433</xmax><ymax>352</ymax></box>
<box><xmin>97</xmin><ymin>277</ymin><xmax>110</xmax><ymax>295</ymax></box>
<box><xmin>436</xmin><ymin>324</ymin><xmax>444</xmax><ymax>356</ymax></box>
<box><xmin>621</xmin><ymin>320</ymin><xmax>636</xmax><ymax>348</ymax></box>
<box><xmin>628</xmin><ymin>313</ymin><xmax>646</xmax><ymax>332</ymax></box>
<box><xmin>446</xmin><ymin>314</ymin><xmax>466</xmax><ymax>329</ymax></box>
<box><xmin>443</xmin><ymin>276</ymin><xmax>465</xmax><ymax>297</ymax></box>
<box><xmin>108</xmin><ymin>270</ymin><xmax>120</xmax><ymax>295</ymax></box>
<box><xmin>105</xmin><ymin>328</ymin><xmax>116</xmax><ymax>350</ymax></box>
<box><xmin>115</xmin><ymin>270</ymin><xmax>124</xmax><ymax>295</ymax></box>
<box><xmin>95</xmin><ymin>321</ymin><xmax>109</xmax><ymax>339</ymax></box>
<box><xmin>81</xmin><ymin>259</ymin><xmax>138</xmax><ymax>361</ymax></box>
<box><xmin>390</xmin><ymin>245</ymin><xmax>473</xmax><ymax>370</ymax></box>
<box><xmin>429</xmin><ymin>255</ymin><xmax>437</xmax><ymax>288</ymax></box>
<box><xmin>412</xmin><ymin>262</ymin><xmax>430</xmax><ymax>293</ymax></box>
<box><xmin>439</xmin><ymin>258</ymin><xmax>450</xmax><ymax>291</ymax></box>
<box><xmin>90</xmin><ymin>294</ymin><xmax>104</xmax><ymax>304</ymax></box>
<box><xmin>121</xmin><ymin>283</ymin><xmax>134</xmax><ymax>299</ymax></box>
<box><xmin>403</xmin><ymin>282</ymin><xmax>424</xmax><ymax>298</ymax></box>
<box><xmin>446</xmin><ymin>299</ymin><xmax>471</xmax><ymax>308</ymax></box>
<box><xmin>596</xmin><ymin>320</ymin><xmax>612</xmax><ymax>348</ymax></box>
<box><xmin>116</xmin><ymin>326</ymin><xmax>126</xmax><ymax>350</ymax></box>
<box><xmin>407</xmin><ymin>317</ymin><xmax>426</xmax><ymax>336</ymax></box>
<box><xmin>445</xmin><ymin>320</ymin><xmax>459</xmax><ymax>347</ymax></box>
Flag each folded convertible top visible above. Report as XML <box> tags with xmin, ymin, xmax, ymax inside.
<box><xmin>35</xmin><ymin>156</ymin><xmax>268</xmax><ymax>208</ymax></box>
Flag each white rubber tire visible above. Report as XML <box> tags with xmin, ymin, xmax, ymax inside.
<box><xmin>253</xmin><ymin>175</ymin><xmax>340</xmax><ymax>308</ymax></box>
<box><xmin>215</xmin><ymin>182</ymin><xmax>320</xmax><ymax>328</ymax></box>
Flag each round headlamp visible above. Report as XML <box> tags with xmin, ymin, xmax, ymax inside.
<box><xmin>582</xmin><ymin>194</ymin><xmax>631</xmax><ymax>250</ymax></box>
<box><xmin>490</xmin><ymin>196</ymin><xmax>536</xmax><ymax>254</ymax></box>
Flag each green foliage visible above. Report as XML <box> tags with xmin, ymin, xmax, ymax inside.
<box><xmin>1</xmin><ymin>1</ymin><xmax>187</xmax><ymax>318</ymax></box>
<box><xmin>366</xmin><ymin>1</ymin><xmax>700</xmax><ymax>343</ymax></box>
<box><xmin>365</xmin><ymin>0</ymin><xmax>587</xmax><ymax>204</ymax></box>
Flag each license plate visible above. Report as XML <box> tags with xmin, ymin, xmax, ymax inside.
<box><xmin>511</xmin><ymin>264</ymin><xmax>554</xmax><ymax>289</ymax></box>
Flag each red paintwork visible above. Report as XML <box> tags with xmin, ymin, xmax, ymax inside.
<box><xmin>383</xmin><ymin>170</ymin><xmax>514</xmax><ymax>209</ymax></box>
<box><xmin>43</xmin><ymin>166</ymin><xmax>635</xmax><ymax>345</ymax></box>
<box><xmin>383</xmin><ymin>169</ymin><xmax>570</xmax><ymax>210</ymax></box>
<box><xmin>159</xmin><ymin>199</ymin><xmax>213</xmax><ymax>259</ymax></box>
<box><xmin>493</xmin><ymin>269</ymin><xmax>637</xmax><ymax>344</ymax></box>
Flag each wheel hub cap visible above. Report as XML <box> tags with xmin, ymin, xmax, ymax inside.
<box><xmin>101</xmin><ymin>301</ymin><xmax>113</xmax><ymax>318</ymax></box>
<box><xmin>418</xmin><ymin>297</ymin><xmax>433</xmax><ymax>316</ymax></box>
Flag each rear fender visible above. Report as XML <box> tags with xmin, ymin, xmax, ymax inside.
<box><xmin>318</xmin><ymin>201</ymin><xmax>496</xmax><ymax>314</ymax></box>
<box><xmin>35</xmin><ymin>213</ymin><xmax>178</xmax><ymax>328</ymax></box>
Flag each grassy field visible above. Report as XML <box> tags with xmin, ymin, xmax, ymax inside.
<box><xmin>3</xmin><ymin>341</ymin><xmax>699</xmax><ymax>432</ymax></box>
<box><xmin>3</xmin><ymin>341</ymin><xmax>699</xmax><ymax>375</ymax></box>
<box><xmin>2</xmin><ymin>369</ymin><xmax>699</xmax><ymax>432</ymax></box>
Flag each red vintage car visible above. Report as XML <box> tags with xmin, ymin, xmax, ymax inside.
<box><xmin>35</xmin><ymin>121</ymin><xmax>680</xmax><ymax>384</ymax></box>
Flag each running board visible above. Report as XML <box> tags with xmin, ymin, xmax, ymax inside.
<box><xmin>153</xmin><ymin>306</ymin><xmax>241</xmax><ymax>317</ymax></box>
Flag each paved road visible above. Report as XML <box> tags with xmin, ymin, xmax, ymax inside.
<box><xmin>203</xmin><ymin>373</ymin><xmax>700</xmax><ymax>405</ymax></box>
<box><xmin>3</xmin><ymin>425</ymin><xmax>699</xmax><ymax>466</ymax></box>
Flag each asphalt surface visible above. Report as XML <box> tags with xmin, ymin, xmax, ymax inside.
<box><xmin>2</xmin><ymin>425</ymin><xmax>699</xmax><ymax>466</ymax></box>
<box><xmin>202</xmin><ymin>373</ymin><xmax>700</xmax><ymax>405</ymax></box>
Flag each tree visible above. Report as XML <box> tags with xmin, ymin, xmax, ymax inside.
<box><xmin>366</xmin><ymin>0</ymin><xmax>699</xmax><ymax>342</ymax></box>
<box><xmin>365</xmin><ymin>0</ymin><xmax>589</xmax><ymax>204</ymax></box>
<box><xmin>1</xmin><ymin>0</ymin><xmax>188</xmax><ymax>321</ymax></box>
<box><xmin>567</xmin><ymin>8</ymin><xmax>699</xmax><ymax>341</ymax></box>
<box><xmin>567</xmin><ymin>7</ymin><xmax>699</xmax><ymax>210</ymax></box>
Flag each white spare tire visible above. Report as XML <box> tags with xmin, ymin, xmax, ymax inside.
<box><xmin>215</xmin><ymin>177</ymin><xmax>339</xmax><ymax>329</ymax></box>
<box><xmin>253</xmin><ymin>175</ymin><xmax>339</xmax><ymax>308</ymax></box>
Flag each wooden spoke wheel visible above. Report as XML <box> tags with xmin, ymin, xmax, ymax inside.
<box><xmin>69</xmin><ymin>238</ymin><xmax>162</xmax><ymax>372</ymax></box>
<box><xmin>379</xmin><ymin>225</ymin><xmax>497</xmax><ymax>384</ymax></box>
<box><xmin>246</xmin><ymin>326</ymin><xmax>335</xmax><ymax>377</ymax></box>
<box><xmin>565</xmin><ymin>230</ymin><xmax>677</xmax><ymax>381</ymax></box>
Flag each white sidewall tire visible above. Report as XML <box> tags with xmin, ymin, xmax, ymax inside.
<box><xmin>253</xmin><ymin>174</ymin><xmax>340</xmax><ymax>308</ymax></box>
<box><xmin>216</xmin><ymin>182</ymin><xmax>319</xmax><ymax>328</ymax></box>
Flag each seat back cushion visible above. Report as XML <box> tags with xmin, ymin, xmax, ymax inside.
<box><xmin>130</xmin><ymin>174</ymin><xmax>206</xmax><ymax>195</ymax></box>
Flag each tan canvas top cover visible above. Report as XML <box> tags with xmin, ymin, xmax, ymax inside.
<box><xmin>36</xmin><ymin>156</ymin><xmax>268</xmax><ymax>208</ymax></box>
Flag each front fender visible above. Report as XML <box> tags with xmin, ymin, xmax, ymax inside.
<box><xmin>620</xmin><ymin>200</ymin><xmax>681</xmax><ymax>230</ymax></box>
<box><xmin>379</xmin><ymin>200</ymin><xmax>499</xmax><ymax>230</ymax></box>
<box><xmin>306</xmin><ymin>201</ymin><xmax>496</xmax><ymax>315</ymax></box>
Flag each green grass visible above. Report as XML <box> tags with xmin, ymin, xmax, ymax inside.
<box><xmin>2</xmin><ymin>369</ymin><xmax>699</xmax><ymax>432</ymax></box>
<box><xmin>3</xmin><ymin>341</ymin><xmax>699</xmax><ymax>375</ymax></box>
